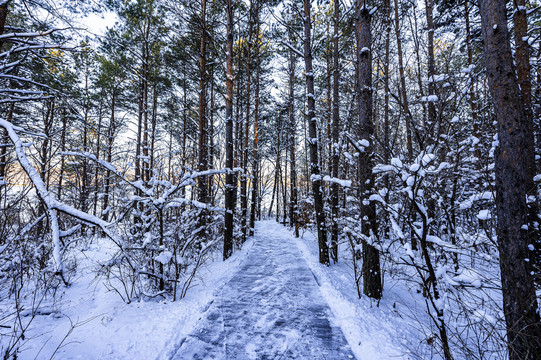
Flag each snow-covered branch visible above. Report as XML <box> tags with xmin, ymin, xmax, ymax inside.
<box><xmin>0</xmin><ymin>119</ymin><xmax>124</xmax><ymax>278</ymax></box>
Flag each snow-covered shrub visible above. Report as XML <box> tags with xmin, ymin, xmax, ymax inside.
<box><xmin>373</xmin><ymin>148</ymin><xmax>506</xmax><ymax>359</ymax></box>
<box><xmin>66</xmin><ymin>157</ymin><xmax>230</xmax><ymax>303</ymax></box>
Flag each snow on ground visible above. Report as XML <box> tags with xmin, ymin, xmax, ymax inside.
<box><xmin>3</xmin><ymin>220</ymin><xmax>434</xmax><ymax>359</ymax></box>
<box><xmin>169</xmin><ymin>220</ymin><xmax>354</xmax><ymax>359</ymax></box>
<box><xmin>3</xmin><ymin>237</ymin><xmax>254</xmax><ymax>360</ymax></box>
<box><xmin>293</xmin><ymin>224</ymin><xmax>429</xmax><ymax>360</ymax></box>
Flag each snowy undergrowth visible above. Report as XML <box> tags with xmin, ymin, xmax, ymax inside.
<box><xmin>1</xmin><ymin>236</ymin><xmax>253</xmax><ymax>360</ymax></box>
<box><xmin>293</xmin><ymin>227</ymin><xmax>430</xmax><ymax>360</ymax></box>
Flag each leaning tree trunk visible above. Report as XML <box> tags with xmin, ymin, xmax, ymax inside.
<box><xmin>303</xmin><ymin>0</ymin><xmax>329</xmax><ymax>265</ymax></box>
<box><xmin>478</xmin><ymin>0</ymin><xmax>541</xmax><ymax>358</ymax></box>
<box><xmin>355</xmin><ymin>0</ymin><xmax>382</xmax><ymax>299</ymax></box>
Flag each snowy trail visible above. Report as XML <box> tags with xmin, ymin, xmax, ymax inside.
<box><xmin>170</xmin><ymin>220</ymin><xmax>356</xmax><ymax>360</ymax></box>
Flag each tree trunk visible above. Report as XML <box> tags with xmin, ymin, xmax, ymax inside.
<box><xmin>478</xmin><ymin>0</ymin><xmax>541</xmax><ymax>358</ymax></box>
<box><xmin>249</xmin><ymin>0</ymin><xmax>261</xmax><ymax>237</ymax></box>
<box><xmin>425</xmin><ymin>0</ymin><xmax>437</xmax><ymax>143</ymax></box>
<box><xmin>303</xmin><ymin>0</ymin><xmax>329</xmax><ymax>265</ymax></box>
<box><xmin>181</xmin><ymin>66</ymin><xmax>188</xmax><ymax>200</ymax></box>
<box><xmin>150</xmin><ymin>84</ymin><xmax>158</xmax><ymax>182</ymax></box>
<box><xmin>224</xmin><ymin>0</ymin><xmax>234</xmax><ymax>260</ymax></box>
<box><xmin>142</xmin><ymin>32</ymin><xmax>150</xmax><ymax>185</ymax></box>
<box><xmin>103</xmin><ymin>92</ymin><xmax>116</xmax><ymax>222</ymax></box>
<box><xmin>288</xmin><ymin>48</ymin><xmax>299</xmax><ymax>238</ymax></box>
<box><xmin>411</xmin><ymin>12</ymin><xmax>426</xmax><ymax>149</ymax></box>
<box><xmin>330</xmin><ymin>0</ymin><xmax>340</xmax><ymax>262</ymax></box>
<box><xmin>512</xmin><ymin>0</ymin><xmax>540</xmax><ymax>277</ymax></box>
<box><xmin>393</xmin><ymin>0</ymin><xmax>413</xmax><ymax>161</ymax></box>
<box><xmin>269</xmin><ymin>111</ymin><xmax>281</xmax><ymax>219</ymax></box>
<box><xmin>0</xmin><ymin>104</ymin><xmax>11</xmax><ymax>192</ymax></box>
<box><xmin>197</xmin><ymin>0</ymin><xmax>209</xmax><ymax>238</ymax></box>
<box><xmin>93</xmin><ymin>103</ymin><xmax>103</xmax><ymax>219</ymax></box>
<box><xmin>209</xmin><ymin>64</ymin><xmax>215</xmax><ymax>205</ymax></box>
<box><xmin>464</xmin><ymin>0</ymin><xmax>480</xmax><ymax>161</ymax></box>
<box><xmin>57</xmin><ymin>107</ymin><xmax>66</xmax><ymax>200</ymax></box>
<box><xmin>241</xmin><ymin>2</ymin><xmax>253</xmax><ymax>243</ymax></box>
<box><xmin>356</xmin><ymin>0</ymin><xmax>382</xmax><ymax>299</ymax></box>
<box><xmin>81</xmin><ymin>77</ymin><xmax>90</xmax><ymax>214</ymax></box>
<box><xmin>0</xmin><ymin>1</ymin><xmax>10</xmax><ymax>193</ymax></box>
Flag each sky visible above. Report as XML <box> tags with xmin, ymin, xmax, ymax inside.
<box><xmin>77</xmin><ymin>10</ymin><xmax>118</xmax><ymax>37</ymax></box>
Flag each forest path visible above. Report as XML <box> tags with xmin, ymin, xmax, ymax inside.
<box><xmin>170</xmin><ymin>220</ymin><xmax>356</xmax><ymax>360</ymax></box>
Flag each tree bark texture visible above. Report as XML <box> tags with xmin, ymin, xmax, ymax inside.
<box><xmin>424</xmin><ymin>0</ymin><xmax>437</xmax><ymax>143</ymax></box>
<box><xmin>241</xmin><ymin>2</ymin><xmax>253</xmax><ymax>243</ymax></box>
<box><xmin>224</xmin><ymin>0</ymin><xmax>234</xmax><ymax>260</ymax></box>
<box><xmin>356</xmin><ymin>0</ymin><xmax>382</xmax><ymax>299</ymax></box>
<box><xmin>303</xmin><ymin>0</ymin><xmax>329</xmax><ymax>265</ymax></box>
<box><xmin>249</xmin><ymin>0</ymin><xmax>261</xmax><ymax>237</ymax></box>
<box><xmin>478</xmin><ymin>0</ymin><xmax>541</xmax><ymax>358</ymax></box>
<box><xmin>198</xmin><ymin>0</ymin><xmax>209</xmax><ymax>205</ymax></box>
<box><xmin>330</xmin><ymin>0</ymin><xmax>340</xmax><ymax>262</ymax></box>
<box><xmin>288</xmin><ymin>48</ymin><xmax>299</xmax><ymax>238</ymax></box>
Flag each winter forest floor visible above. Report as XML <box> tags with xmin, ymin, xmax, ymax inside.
<box><xmin>6</xmin><ymin>221</ymin><xmax>430</xmax><ymax>360</ymax></box>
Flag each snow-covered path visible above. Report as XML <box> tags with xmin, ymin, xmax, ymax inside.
<box><xmin>171</xmin><ymin>220</ymin><xmax>356</xmax><ymax>359</ymax></box>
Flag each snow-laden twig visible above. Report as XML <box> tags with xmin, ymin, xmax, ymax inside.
<box><xmin>281</xmin><ymin>41</ymin><xmax>304</xmax><ymax>58</ymax></box>
<box><xmin>0</xmin><ymin>28</ymin><xmax>57</xmax><ymax>40</ymax></box>
<box><xmin>321</xmin><ymin>175</ymin><xmax>352</xmax><ymax>188</ymax></box>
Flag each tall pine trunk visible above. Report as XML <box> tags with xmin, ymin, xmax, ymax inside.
<box><xmin>241</xmin><ymin>2</ymin><xmax>254</xmax><ymax>243</ymax></box>
<box><xmin>355</xmin><ymin>0</ymin><xmax>382</xmax><ymax>299</ymax></box>
<box><xmin>478</xmin><ymin>0</ymin><xmax>541</xmax><ymax>358</ymax></box>
<box><xmin>512</xmin><ymin>0</ymin><xmax>540</xmax><ymax>277</ymax></box>
<box><xmin>303</xmin><ymin>0</ymin><xmax>329</xmax><ymax>265</ymax></box>
<box><xmin>249</xmin><ymin>0</ymin><xmax>261</xmax><ymax>236</ymax></box>
<box><xmin>464</xmin><ymin>0</ymin><xmax>480</xmax><ymax>161</ymax></box>
<box><xmin>197</xmin><ymin>0</ymin><xmax>209</xmax><ymax>238</ymax></box>
<box><xmin>288</xmin><ymin>49</ymin><xmax>299</xmax><ymax>238</ymax></box>
<box><xmin>424</xmin><ymin>0</ymin><xmax>437</xmax><ymax>143</ymax></box>
<box><xmin>103</xmin><ymin>93</ymin><xmax>116</xmax><ymax>222</ymax></box>
<box><xmin>330</xmin><ymin>0</ymin><xmax>340</xmax><ymax>262</ymax></box>
<box><xmin>223</xmin><ymin>0</ymin><xmax>235</xmax><ymax>260</ymax></box>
